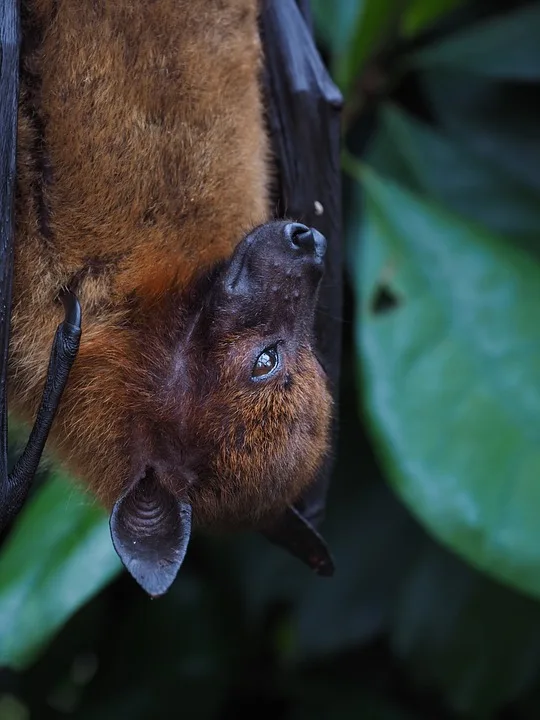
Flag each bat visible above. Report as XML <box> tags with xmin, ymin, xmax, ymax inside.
<box><xmin>0</xmin><ymin>0</ymin><xmax>342</xmax><ymax>597</ymax></box>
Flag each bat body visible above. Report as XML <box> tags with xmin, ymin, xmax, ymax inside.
<box><xmin>1</xmin><ymin>0</ymin><xmax>342</xmax><ymax>595</ymax></box>
<box><xmin>13</xmin><ymin>0</ymin><xmax>275</xmax><ymax>507</ymax></box>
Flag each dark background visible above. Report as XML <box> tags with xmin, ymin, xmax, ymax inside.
<box><xmin>3</xmin><ymin>0</ymin><xmax>540</xmax><ymax>717</ymax></box>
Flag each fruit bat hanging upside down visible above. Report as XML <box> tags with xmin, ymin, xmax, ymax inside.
<box><xmin>0</xmin><ymin>0</ymin><xmax>342</xmax><ymax>596</ymax></box>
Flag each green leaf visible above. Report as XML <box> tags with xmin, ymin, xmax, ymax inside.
<box><xmin>401</xmin><ymin>0</ymin><xmax>467</xmax><ymax>37</ymax></box>
<box><xmin>354</xmin><ymin>166</ymin><xmax>540</xmax><ymax>600</ymax></box>
<box><xmin>412</xmin><ymin>4</ymin><xmax>540</xmax><ymax>79</ymax></box>
<box><xmin>420</xmin><ymin>69</ymin><xmax>540</xmax><ymax>193</ymax></box>
<box><xmin>311</xmin><ymin>0</ymin><xmax>360</xmax><ymax>52</ymax></box>
<box><xmin>335</xmin><ymin>0</ymin><xmax>404</xmax><ymax>94</ymax></box>
<box><xmin>312</xmin><ymin>0</ymin><xmax>406</xmax><ymax>94</ymax></box>
<box><xmin>373</xmin><ymin>104</ymin><xmax>540</xmax><ymax>244</ymax></box>
<box><xmin>0</xmin><ymin>474</ymin><xmax>121</xmax><ymax>669</ymax></box>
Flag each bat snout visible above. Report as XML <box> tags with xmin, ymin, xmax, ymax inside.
<box><xmin>222</xmin><ymin>220</ymin><xmax>326</xmax><ymax>313</ymax></box>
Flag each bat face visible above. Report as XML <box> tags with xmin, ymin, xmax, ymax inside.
<box><xmin>56</xmin><ymin>220</ymin><xmax>331</xmax><ymax>531</ymax></box>
<box><xmin>172</xmin><ymin>220</ymin><xmax>332</xmax><ymax>526</ymax></box>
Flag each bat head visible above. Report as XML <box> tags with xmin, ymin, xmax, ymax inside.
<box><xmin>179</xmin><ymin>220</ymin><xmax>331</xmax><ymax>525</ymax></box>
<box><xmin>56</xmin><ymin>221</ymin><xmax>331</xmax><ymax>595</ymax></box>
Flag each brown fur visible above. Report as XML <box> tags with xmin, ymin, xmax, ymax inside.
<box><xmin>10</xmin><ymin>0</ymin><xmax>331</xmax><ymax>526</ymax></box>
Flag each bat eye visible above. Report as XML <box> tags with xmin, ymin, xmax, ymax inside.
<box><xmin>252</xmin><ymin>346</ymin><xmax>280</xmax><ymax>379</ymax></box>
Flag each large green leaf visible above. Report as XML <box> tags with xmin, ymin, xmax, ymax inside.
<box><xmin>312</xmin><ymin>0</ymin><xmax>405</xmax><ymax>94</ymax></box>
<box><xmin>412</xmin><ymin>4</ymin><xmax>540</xmax><ymax>79</ymax></box>
<box><xmin>354</xmin><ymin>166</ymin><xmax>540</xmax><ymax>599</ymax></box>
<box><xmin>335</xmin><ymin>0</ymin><xmax>401</xmax><ymax>95</ymax></box>
<box><xmin>312</xmin><ymin>0</ymin><xmax>468</xmax><ymax>92</ymax></box>
<box><xmin>401</xmin><ymin>0</ymin><xmax>467</xmax><ymax>37</ymax></box>
<box><xmin>0</xmin><ymin>474</ymin><xmax>121</xmax><ymax>669</ymax></box>
<box><xmin>311</xmin><ymin>0</ymin><xmax>360</xmax><ymax>53</ymax></box>
<box><xmin>372</xmin><ymin>104</ymin><xmax>540</xmax><ymax>245</ymax></box>
<box><xmin>421</xmin><ymin>69</ymin><xmax>540</xmax><ymax>194</ymax></box>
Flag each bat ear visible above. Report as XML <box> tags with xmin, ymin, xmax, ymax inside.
<box><xmin>262</xmin><ymin>505</ymin><xmax>334</xmax><ymax>576</ymax></box>
<box><xmin>109</xmin><ymin>473</ymin><xmax>192</xmax><ymax>597</ymax></box>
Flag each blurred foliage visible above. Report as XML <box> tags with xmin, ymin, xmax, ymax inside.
<box><xmin>2</xmin><ymin>0</ymin><xmax>540</xmax><ymax>718</ymax></box>
<box><xmin>0</xmin><ymin>472</ymin><xmax>119</xmax><ymax>669</ymax></box>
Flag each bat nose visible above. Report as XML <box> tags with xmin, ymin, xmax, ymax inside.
<box><xmin>285</xmin><ymin>223</ymin><xmax>327</xmax><ymax>259</ymax></box>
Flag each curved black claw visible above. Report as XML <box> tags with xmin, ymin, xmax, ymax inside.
<box><xmin>59</xmin><ymin>288</ymin><xmax>82</xmax><ymax>330</ymax></box>
<box><xmin>262</xmin><ymin>504</ymin><xmax>335</xmax><ymax>577</ymax></box>
<box><xmin>0</xmin><ymin>291</ymin><xmax>82</xmax><ymax>528</ymax></box>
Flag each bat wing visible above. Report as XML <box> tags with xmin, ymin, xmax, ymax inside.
<box><xmin>260</xmin><ymin>0</ymin><xmax>343</xmax><ymax>575</ymax></box>
<box><xmin>0</xmin><ymin>1</ymin><xmax>20</xmax><ymax>505</ymax></box>
<box><xmin>0</xmin><ymin>2</ymin><xmax>81</xmax><ymax>531</ymax></box>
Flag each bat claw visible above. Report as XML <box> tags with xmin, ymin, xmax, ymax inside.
<box><xmin>0</xmin><ymin>291</ymin><xmax>81</xmax><ymax>530</ymax></box>
<box><xmin>59</xmin><ymin>288</ymin><xmax>82</xmax><ymax>330</ymax></box>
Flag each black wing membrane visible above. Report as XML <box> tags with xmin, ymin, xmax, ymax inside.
<box><xmin>260</xmin><ymin>0</ymin><xmax>343</xmax><ymax>575</ymax></box>
<box><xmin>0</xmin><ymin>2</ymin><xmax>81</xmax><ymax>530</ymax></box>
<box><xmin>0</xmin><ymin>1</ymin><xmax>20</xmax><ymax>515</ymax></box>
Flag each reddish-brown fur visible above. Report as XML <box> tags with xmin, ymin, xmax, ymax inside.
<box><xmin>11</xmin><ymin>0</ymin><xmax>331</xmax><ymax>526</ymax></box>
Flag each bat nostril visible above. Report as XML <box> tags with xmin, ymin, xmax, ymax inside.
<box><xmin>284</xmin><ymin>222</ymin><xmax>327</xmax><ymax>260</ymax></box>
<box><xmin>285</xmin><ymin>222</ymin><xmax>314</xmax><ymax>253</ymax></box>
